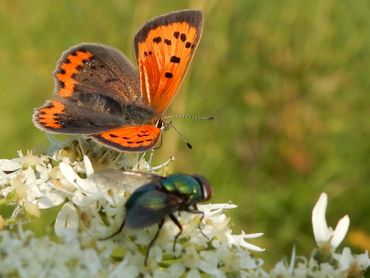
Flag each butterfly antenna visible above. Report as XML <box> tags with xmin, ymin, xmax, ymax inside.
<box><xmin>162</xmin><ymin>114</ymin><xmax>215</xmax><ymax>121</ymax></box>
<box><xmin>167</xmin><ymin>122</ymin><xmax>193</xmax><ymax>149</ymax></box>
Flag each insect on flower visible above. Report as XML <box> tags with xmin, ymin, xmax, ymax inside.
<box><xmin>103</xmin><ymin>172</ymin><xmax>212</xmax><ymax>265</ymax></box>
<box><xmin>33</xmin><ymin>10</ymin><xmax>211</xmax><ymax>152</ymax></box>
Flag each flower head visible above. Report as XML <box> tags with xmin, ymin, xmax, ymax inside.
<box><xmin>312</xmin><ymin>192</ymin><xmax>350</xmax><ymax>251</ymax></box>
<box><xmin>1</xmin><ymin>138</ymin><xmax>369</xmax><ymax>276</ymax></box>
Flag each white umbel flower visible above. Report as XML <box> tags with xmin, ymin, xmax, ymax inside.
<box><xmin>1</xmin><ymin>139</ymin><xmax>369</xmax><ymax>276</ymax></box>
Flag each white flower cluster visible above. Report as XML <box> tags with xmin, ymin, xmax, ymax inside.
<box><xmin>0</xmin><ymin>229</ymin><xmax>111</xmax><ymax>278</ymax></box>
<box><xmin>0</xmin><ymin>139</ymin><xmax>265</xmax><ymax>277</ymax></box>
<box><xmin>0</xmin><ymin>139</ymin><xmax>369</xmax><ymax>277</ymax></box>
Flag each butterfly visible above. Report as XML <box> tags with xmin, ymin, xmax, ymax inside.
<box><xmin>33</xmin><ymin>10</ymin><xmax>203</xmax><ymax>152</ymax></box>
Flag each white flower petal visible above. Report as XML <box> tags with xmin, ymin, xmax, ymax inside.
<box><xmin>187</xmin><ymin>269</ymin><xmax>201</xmax><ymax>278</ymax></box>
<box><xmin>71</xmin><ymin>191</ymin><xmax>95</xmax><ymax>207</ymax></box>
<box><xmin>60</xmin><ymin>162</ymin><xmax>100</xmax><ymax>197</ymax></box>
<box><xmin>354</xmin><ymin>251</ymin><xmax>370</xmax><ymax>270</ymax></box>
<box><xmin>226</xmin><ymin>230</ymin><xmax>265</xmax><ymax>252</ymax></box>
<box><xmin>0</xmin><ymin>159</ymin><xmax>21</xmax><ymax>172</ymax></box>
<box><xmin>35</xmin><ymin>187</ymin><xmax>66</xmax><ymax>209</ymax></box>
<box><xmin>55</xmin><ymin>202</ymin><xmax>79</xmax><ymax>241</ymax></box>
<box><xmin>312</xmin><ymin>192</ymin><xmax>331</xmax><ymax>245</ymax></box>
<box><xmin>330</xmin><ymin>215</ymin><xmax>350</xmax><ymax>249</ymax></box>
<box><xmin>200</xmin><ymin>203</ymin><xmax>237</xmax><ymax>212</ymax></box>
<box><xmin>108</xmin><ymin>256</ymin><xmax>140</xmax><ymax>278</ymax></box>
<box><xmin>199</xmin><ymin>250</ymin><xmax>220</xmax><ymax>275</ymax></box>
<box><xmin>288</xmin><ymin>245</ymin><xmax>296</xmax><ymax>274</ymax></box>
<box><xmin>0</xmin><ymin>185</ymin><xmax>13</xmax><ymax>197</ymax></box>
<box><xmin>59</xmin><ymin>162</ymin><xmax>81</xmax><ymax>187</ymax></box>
<box><xmin>167</xmin><ymin>263</ymin><xmax>186</xmax><ymax>277</ymax></box>
<box><xmin>336</xmin><ymin>247</ymin><xmax>353</xmax><ymax>270</ymax></box>
<box><xmin>23</xmin><ymin>167</ymin><xmax>36</xmax><ymax>185</ymax></box>
<box><xmin>83</xmin><ymin>155</ymin><xmax>94</xmax><ymax>176</ymax></box>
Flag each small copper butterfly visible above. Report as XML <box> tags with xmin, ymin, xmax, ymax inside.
<box><xmin>33</xmin><ymin>10</ymin><xmax>203</xmax><ymax>152</ymax></box>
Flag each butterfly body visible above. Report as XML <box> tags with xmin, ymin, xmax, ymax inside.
<box><xmin>33</xmin><ymin>10</ymin><xmax>203</xmax><ymax>151</ymax></box>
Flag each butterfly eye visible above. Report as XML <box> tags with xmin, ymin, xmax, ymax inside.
<box><xmin>156</xmin><ymin>120</ymin><xmax>163</xmax><ymax>129</ymax></box>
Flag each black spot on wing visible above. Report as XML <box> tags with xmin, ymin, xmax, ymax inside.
<box><xmin>144</xmin><ymin>51</ymin><xmax>153</xmax><ymax>57</ymax></box>
<box><xmin>170</xmin><ymin>56</ymin><xmax>181</xmax><ymax>63</ymax></box>
<box><xmin>105</xmin><ymin>78</ymin><xmax>119</xmax><ymax>84</ymax></box>
<box><xmin>165</xmin><ymin>72</ymin><xmax>173</xmax><ymax>78</ymax></box>
<box><xmin>153</xmin><ymin>37</ymin><xmax>161</xmax><ymax>43</ymax></box>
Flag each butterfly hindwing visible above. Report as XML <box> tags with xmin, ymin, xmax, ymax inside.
<box><xmin>54</xmin><ymin>43</ymin><xmax>143</xmax><ymax>106</ymax></box>
<box><xmin>33</xmin><ymin>97</ymin><xmax>131</xmax><ymax>134</ymax></box>
<box><xmin>92</xmin><ymin>125</ymin><xmax>161</xmax><ymax>151</ymax></box>
<box><xmin>134</xmin><ymin>10</ymin><xmax>203</xmax><ymax>114</ymax></box>
<box><xmin>33</xmin><ymin>88</ymin><xmax>158</xmax><ymax>134</ymax></box>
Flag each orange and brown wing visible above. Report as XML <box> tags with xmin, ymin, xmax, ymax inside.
<box><xmin>33</xmin><ymin>44</ymin><xmax>149</xmax><ymax>134</ymax></box>
<box><xmin>33</xmin><ymin>98</ymin><xmax>136</xmax><ymax>134</ymax></box>
<box><xmin>53</xmin><ymin>43</ymin><xmax>142</xmax><ymax>105</ymax></box>
<box><xmin>134</xmin><ymin>10</ymin><xmax>203</xmax><ymax>114</ymax></box>
<box><xmin>33</xmin><ymin>101</ymin><xmax>66</xmax><ymax>130</ymax></box>
<box><xmin>92</xmin><ymin>125</ymin><xmax>161</xmax><ymax>152</ymax></box>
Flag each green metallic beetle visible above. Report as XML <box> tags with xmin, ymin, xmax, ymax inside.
<box><xmin>105</xmin><ymin>172</ymin><xmax>212</xmax><ymax>265</ymax></box>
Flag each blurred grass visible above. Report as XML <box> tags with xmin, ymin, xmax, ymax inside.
<box><xmin>1</xmin><ymin>0</ymin><xmax>370</xmax><ymax>265</ymax></box>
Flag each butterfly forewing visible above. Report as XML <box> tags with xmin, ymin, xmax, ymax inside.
<box><xmin>134</xmin><ymin>10</ymin><xmax>203</xmax><ymax>114</ymax></box>
<box><xmin>54</xmin><ymin>44</ymin><xmax>142</xmax><ymax>105</ymax></box>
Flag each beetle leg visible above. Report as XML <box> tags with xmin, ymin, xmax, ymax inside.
<box><xmin>145</xmin><ymin>219</ymin><xmax>165</xmax><ymax>266</ymax></box>
<box><xmin>186</xmin><ymin>205</ymin><xmax>209</xmax><ymax>240</ymax></box>
<box><xmin>169</xmin><ymin>214</ymin><xmax>183</xmax><ymax>252</ymax></box>
<box><xmin>100</xmin><ymin>220</ymin><xmax>126</xmax><ymax>240</ymax></box>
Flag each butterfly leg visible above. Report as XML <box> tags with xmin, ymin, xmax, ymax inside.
<box><xmin>169</xmin><ymin>213</ymin><xmax>183</xmax><ymax>252</ymax></box>
<box><xmin>145</xmin><ymin>219</ymin><xmax>165</xmax><ymax>266</ymax></box>
<box><xmin>187</xmin><ymin>205</ymin><xmax>209</xmax><ymax>240</ymax></box>
<box><xmin>148</xmin><ymin>148</ymin><xmax>155</xmax><ymax>167</ymax></box>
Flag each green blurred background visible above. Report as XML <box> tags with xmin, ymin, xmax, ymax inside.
<box><xmin>1</xmin><ymin>0</ymin><xmax>369</xmax><ymax>265</ymax></box>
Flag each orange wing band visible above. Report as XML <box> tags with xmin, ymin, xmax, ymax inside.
<box><xmin>55</xmin><ymin>50</ymin><xmax>92</xmax><ymax>98</ymax></box>
<box><xmin>34</xmin><ymin>101</ymin><xmax>65</xmax><ymax>129</ymax></box>
<box><xmin>93</xmin><ymin>125</ymin><xmax>161</xmax><ymax>152</ymax></box>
